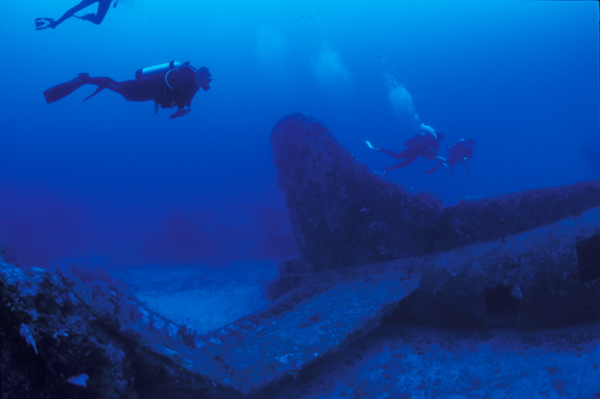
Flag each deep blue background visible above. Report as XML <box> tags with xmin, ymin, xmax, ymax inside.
<box><xmin>0</xmin><ymin>0</ymin><xmax>598</xmax><ymax>269</ymax></box>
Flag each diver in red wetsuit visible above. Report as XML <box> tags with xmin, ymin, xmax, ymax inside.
<box><xmin>43</xmin><ymin>61</ymin><xmax>212</xmax><ymax>119</ymax></box>
<box><xmin>35</xmin><ymin>0</ymin><xmax>115</xmax><ymax>30</ymax></box>
<box><xmin>425</xmin><ymin>138</ymin><xmax>476</xmax><ymax>174</ymax></box>
<box><xmin>366</xmin><ymin>124</ymin><xmax>444</xmax><ymax>176</ymax></box>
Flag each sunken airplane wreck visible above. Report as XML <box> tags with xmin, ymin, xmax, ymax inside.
<box><xmin>1</xmin><ymin>113</ymin><xmax>599</xmax><ymax>398</ymax></box>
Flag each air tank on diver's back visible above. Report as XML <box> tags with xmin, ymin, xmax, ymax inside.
<box><xmin>135</xmin><ymin>61</ymin><xmax>183</xmax><ymax>79</ymax></box>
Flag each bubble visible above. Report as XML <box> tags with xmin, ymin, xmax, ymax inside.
<box><xmin>312</xmin><ymin>42</ymin><xmax>352</xmax><ymax>87</ymax></box>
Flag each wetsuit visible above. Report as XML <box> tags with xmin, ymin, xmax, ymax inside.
<box><xmin>43</xmin><ymin>64</ymin><xmax>211</xmax><ymax>119</ymax></box>
<box><xmin>378</xmin><ymin>131</ymin><xmax>442</xmax><ymax>174</ymax></box>
<box><xmin>425</xmin><ymin>138</ymin><xmax>475</xmax><ymax>174</ymax></box>
<box><xmin>35</xmin><ymin>0</ymin><xmax>113</xmax><ymax>30</ymax></box>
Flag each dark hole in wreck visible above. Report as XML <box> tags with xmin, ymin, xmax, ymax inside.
<box><xmin>485</xmin><ymin>285</ymin><xmax>520</xmax><ymax>327</ymax></box>
<box><xmin>576</xmin><ymin>233</ymin><xmax>600</xmax><ymax>283</ymax></box>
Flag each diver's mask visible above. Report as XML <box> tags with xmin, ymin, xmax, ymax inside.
<box><xmin>182</xmin><ymin>62</ymin><xmax>212</xmax><ymax>90</ymax></box>
<box><xmin>195</xmin><ymin>66</ymin><xmax>212</xmax><ymax>90</ymax></box>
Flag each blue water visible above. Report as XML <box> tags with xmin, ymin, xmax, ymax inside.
<box><xmin>0</xmin><ymin>0</ymin><xmax>598</xmax><ymax>270</ymax></box>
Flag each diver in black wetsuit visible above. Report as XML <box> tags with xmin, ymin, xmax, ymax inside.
<box><xmin>425</xmin><ymin>138</ymin><xmax>476</xmax><ymax>174</ymax></box>
<box><xmin>43</xmin><ymin>62</ymin><xmax>212</xmax><ymax>119</ymax></box>
<box><xmin>35</xmin><ymin>0</ymin><xmax>115</xmax><ymax>30</ymax></box>
<box><xmin>366</xmin><ymin>124</ymin><xmax>444</xmax><ymax>176</ymax></box>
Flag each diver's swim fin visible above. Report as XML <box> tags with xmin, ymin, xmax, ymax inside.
<box><xmin>35</xmin><ymin>17</ymin><xmax>53</xmax><ymax>30</ymax></box>
<box><xmin>424</xmin><ymin>162</ymin><xmax>443</xmax><ymax>175</ymax></box>
<box><xmin>43</xmin><ymin>73</ymin><xmax>89</xmax><ymax>103</ymax></box>
<box><xmin>82</xmin><ymin>86</ymin><xmax>106</xmax><ymax>102</ymax></box>
<box><xmin>365</xmin><ymin>140</ymin><xmax>381</xmax><ymax>151</ymax></box>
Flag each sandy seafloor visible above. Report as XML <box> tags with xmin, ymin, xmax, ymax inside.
<box><xmin>114</xmin><ymin>262</ymin><xmax>280</xmax><ymax>334</ymax></box>
<box><xmin>115</xmin><ymin>263</ymin><xmax>600</xmax><ymax>399</ymax></box>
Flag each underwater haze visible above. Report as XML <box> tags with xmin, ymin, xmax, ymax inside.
<box><xmin>0</xmin><ymin>0</ymin><xmax>598</xmax><ymax>270</ymax></box>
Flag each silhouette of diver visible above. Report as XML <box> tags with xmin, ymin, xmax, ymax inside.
<box><xmin>35</xmin><ymin>0</ymin><xmax>115</xmax><ymax>30</ymax></box>
<box><xmin>43</xmin><ymin>61</ymin><xmax>212</xmax><ymax>119</ymax></box>
<box><xmin>425</xmin><ymin>138</ymin><xmax>476</xmax><ymax>174</ymax></box>
<box><xmin>366</xmin><ymin>124</ymin><xmax>443</xmax><ymax>176</ymax></box>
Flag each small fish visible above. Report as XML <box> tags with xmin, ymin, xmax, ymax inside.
<box><xmin>67</xmin><ymin>374</ymin><xmax>89</xmax><ymax>387</ymax></box>
<box><xmin>19</xmin><ymin>323</ymin><xmax>38</xmax><ymax>354</ymax></box>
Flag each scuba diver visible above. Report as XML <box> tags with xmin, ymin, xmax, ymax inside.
<box><xmin>43</xmin><ymin>61</ymin><xmax>212</xmax><ymax>119</ymax></box>
<box><xmin>35</xmin><ymin>0</ymin><xmax>115</xmax><ymax>30</ymax></box>
<box><xmin>366</xmin><ymin>124</ymin><xmax>444</xmax><ymax>176</ymax></box>
<box><xmin>425</xmin><ymin>138</ymin><xmax>476</xmax><ymax>174</ymax></box>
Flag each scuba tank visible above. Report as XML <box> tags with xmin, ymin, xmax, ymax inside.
<box><xmin>135</xmin><ymin>61</ymin><xmax>183</xmax><ymax>79</ymax></box>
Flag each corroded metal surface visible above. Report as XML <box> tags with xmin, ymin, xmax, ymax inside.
<box><xmin>1</xmin><ymin>256</ymin><xmax>419</xmax><ymax>396</ymax></box>
<box><xmin>0</xmin><ymin>260</ymin><xmax>236</xmax><ymax>399</ymax></box>
<box><xmin>270</xmin><ymin>113</ymin><xmax>442</xmax><ymax>268</ymax></box>
<box><xmin>393</xmin><ymin>206</ymin><xmax>600</xmax><ymax>328</ymax></box>
<box><xmin>2</xmin><ymin>113</ymin><xmax>599</xmax><ymax>398</ymax></box>
<box><xmin>271</xmin><ymin>113</ymin><xmax>600</xmax><ymax>270</ymax></box>
<box><xmin>189</xmin><ymin>266</ymin><xmax>418</xmax><ymax>394</ymax></box>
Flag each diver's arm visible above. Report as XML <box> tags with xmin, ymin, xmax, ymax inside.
<box><xmin>170</xmin><ymin>90</ymin><xmax>193</xmax><ymax>119</ymax></box>
<box><xmin>169</xmin><ymin>91</ymin><xmax>195</xmax><ymax>119</ymax></box>
<box><xmin>169</xmin><ymin>76</ymin><xmax>197</xmax><ymax>119</ymax></box>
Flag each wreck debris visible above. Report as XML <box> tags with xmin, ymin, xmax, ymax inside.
<box><xmin>269</xmin><ymin>113</ymin><xmax>600</xmax><ymax>295</ymax></box>
<box><xmin>1</xmin><ymin>113</ymin><xmax>599</xmax><ymax>398</ymax></box>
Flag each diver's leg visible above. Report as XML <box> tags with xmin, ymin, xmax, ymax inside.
<box><xmin>384</xmin><ymin>154</ymin><xmax>418</xmax><ymax>174</ymax></box>
<box><xmin>82</xmin><ymin>78</ymin><xmax>154</xmax><ymax>102</ymax></box>
<box><xmin>75</xmin><ymin>0</ymin><xmax>111</xmax><ymax>24</ymax></box>
<box><xmin>378</xmin><ymin>148</ymin><xmax>409</xmax><ymax>160</ymax></box>
<box><xmin>425</xmin><ymin>156</ymin><xmax>448</xmax><ymax>175</ymax></box>
<box><xmin>82</xmin><ymin>76</ymin><xmax>118</xmax><ymax>86</ymax></box>
<box><xmin>94</xmin><ymin>0</ymin><xmax>111</xmax><ymax>23</ymax></box>
<box><xmin>77</xmin><ymin>76</ymin><xmax>121</xmax><ymax>101</ymax></box>
<box><xmin>424</xmin><ymin>161</ymin><xmax>443</xmax><ymax>175</ymax></box>
<box><xmin>48</xmin><ymin>0</ymin><xmax>99</xmax><ymax>28</ymax></box>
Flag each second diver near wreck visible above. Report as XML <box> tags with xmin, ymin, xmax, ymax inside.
<box><xmin>367</xmin><ymin>126</ymin><xmax>476</xmax><ymax>175</ymax></box>
<box><xmin>43</xmin><ymin>61</ymin><xmax>212</xmax><ymax>119</ymax></box>
<box><xmin>366</xmin><ymin>124</ymin><xmax>444</xmax><ymax>176</ymax></box>
<box><xmin>425</xmin><ymin>138</ymin><xmax>476</xmax><ymax>175</ymax></box>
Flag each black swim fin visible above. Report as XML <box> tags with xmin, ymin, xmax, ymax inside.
<box><xmin>43</xmin><ymin>73</ymin><xmax>89</xmax><ymax>103</ymax></box>
<box><xmin>35</xmin><ymin>17</ymin><xmax>53</xmax><ymax>30</ymax></box>
<box><xmin>424</xmin><ymin>162</ymin><xmax>443</xmax><ymax>175</ymax></box>
<box><xmin>82</xmin><ymin>85</ymin><xmax>106</xmax><ymax>102</ymax></box>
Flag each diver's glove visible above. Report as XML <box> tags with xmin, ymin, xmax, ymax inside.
<box><xmin>35</xmin><ymin>17</ymin><xmax>55</xmax><ymax>30</ymax></box>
